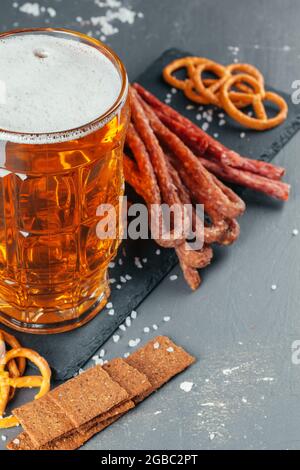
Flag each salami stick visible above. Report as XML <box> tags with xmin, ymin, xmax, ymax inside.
<box><xmin>137</xmin><ymin>93</ymin><xmax>246</xmax><ymax>220</ymax></box>
<box><xmin>198</xmin><ymin>157</ymin><xmax>290</xmax><ymax>201</ymax></box>
<box><xmin>133</xmin><ymin>83</ymin><xmax>285</xmax><ymax>181</ymax></box>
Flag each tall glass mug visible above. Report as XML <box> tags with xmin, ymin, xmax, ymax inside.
<box><xmin>0</xmin><ymin>29</ymin><xmax>129</xmax><ymax>333</ymax></box>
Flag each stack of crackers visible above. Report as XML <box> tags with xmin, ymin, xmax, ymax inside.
<box><xmin>7</xmin><ymin>336</ymin><xmax>195</xmax><ymax>450</ymax></box>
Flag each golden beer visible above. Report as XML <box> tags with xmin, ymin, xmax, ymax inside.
<box><xmin>0</xmin><ymin>29</ymin><xmax>129</xmax><ymax>333</ymax></box>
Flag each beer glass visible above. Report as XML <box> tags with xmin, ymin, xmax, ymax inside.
<box><xmin>0</xmin><ymin>29</ymin><xmax>129</xmax><ymax>333</ymax></box>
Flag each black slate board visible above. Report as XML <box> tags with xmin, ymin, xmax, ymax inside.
<box><xmin>2</xmin><ymin>49</ymin><xmax>299</xmax><ymax>381</ymax></box>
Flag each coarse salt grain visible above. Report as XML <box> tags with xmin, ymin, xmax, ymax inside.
<box><xmin>240</xmin><ymin>132</ymin><xmax>246</xmax><ymax>139</ymax></box>
<box><xmin>116</xmin><ymin>284</ymin><xmax>122</xmax><ymax>289</ymax></box>
<box><xmin>109</xmin><ymin>262</ymin><xmax>115</xmax><ymax>268</ymax></box>
<box><xmin>125</xmin><ymin>274</ymin><xmax>132</xmax><ymax>280</ymax></box>
<box><xmin>125</xmin><ymin>317</ymin><xmax>131</xmax><ymax>327</ymax></box>
<box><xmin>152</xmin><ymin>324</ymin><xmax>158</xmax><ymax>330</ymax></box>
<box><xmin>123</xmin><ymin>352</ymin><xmax>130</xmax><ymax>358</ymax></box>
<box><xmin>143</xmin><ymin>327</ymin><xmax>150</xmax><ymax>333</ymax></box>
<box><xmin>109</xmin><ymin>278</ymin><xmax>116</xmax><ymax>284</ymax></box>
<box><xmin>153</xmin><ymin>342</ymin><xmax>160</xmax><ymax>349</ymax></box>
<box><xmin>271</xmin><ymin>284</ymin><xmax>277</xmax><ymax>291</ymax></box>
<box><xmin>213</xmin><ymin>133</ymin><xmax>219</xmax><ymax>138</ymax></box>
<box><xmin>119</xmin><ymin>324</ymin><xmax>126</xmax><ymax>331</ymax></box>
<box><xmin>292</xmin><ymin>229</ymin><xmax>299</xmax><ymax>236</ymax></box>
<box><xmin>167</xmin><ymin>347</ymin><xmax>174</xmax><ymax>353</ymax></box>
<box><xmin>202</xmin><ymin>122</ymin><xmax>209</xmax><ymax>131</ymax></box>
<box><xmin>99</xmin><ymin>349</ymin><xmax>105</xmax><ymax>357</ymax></box>
<box><xmin>120</xmin><ymin>276</ymin><xmax>126</xmax><ymax>283</ymax></box>
<box><xmin>180</xmin><ymin>381</ymin><xmax>194</xmax><ymax>392</ymax></box>
<box><xmin>219</xmin><ymin>119</ymin><xmax>226</xmax><ymax>126</ymax></box>
<box><xmin>169</xmin><ymin>274</ymin><xmax>178</xmax><ymax>281</ymax></box>
<box><xmin>186</xmin><ymin>104</ymin><xmax>194</xmax><ymax>110</ymax></box>
<box><xmin>131</xmin><ymin>310</ymin><xmax>137</xmax><ymax>319</ymax></box>
<box><xmin>106</xmin><ymin>302</ymin><xmax>113</xmax><ymax>309</ymax></box>
<box><xmin>108</xmin><ymin>309</ymin><xmax>115</xmax><ymax>316</ymax></box>
<box><xmin>155</xmin><ymin>249</ymin><xmax>161</xmax><ymax>255</ymax></box>
<box><xmin>13</xmin><ymin>438</ymin><xmax>20</xmax><ymax>445</ymax></box>
<box><xmin>128</xmin><ymin>338</ymin><xmax>140</xmax><ymax>348</ymax></box>
<box><xmin>163</xmin><ymin>316</ymin><xmax>171</xmax><ymax>322</ymax></box>
<box><xmin>113</xmin><ymin>334</ymin><xmax>120</xmax><ymax>343</ymax></box>
<box><xmin>154</xmin><ymin>410</ymin><xmax>162</xmax><ymax>415</ymax></box>
<box><xmin>1</xmin><ymin>435</ymin><xmax>7</xmax><ymax>442</ymax></box>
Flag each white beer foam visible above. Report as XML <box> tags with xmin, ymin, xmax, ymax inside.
<box><xmin>0</xmin><ymin>34</ymin><xmax>122</xmax><ymax>135</ymax></box>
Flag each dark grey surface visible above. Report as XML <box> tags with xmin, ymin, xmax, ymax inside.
<box><xmin>1</xmin><ymin>0</ymin><xmax>300</xmax><ymax>451</ymax></box>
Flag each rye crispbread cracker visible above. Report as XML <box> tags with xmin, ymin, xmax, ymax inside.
<box><xmin>8</xmin><ymin>337</ymin><xmax>195</xmax><ymax>451</ymax></box>
<box><xmin>126</xmin><ymin>336</ymin><xmax>195</xmax><ymax>398</ymax></box>
<box><xmin>49</xmin><ymin>365</ymin><xmax>129</xmax><ymax>428</ymax></box>
<box><xmin>12</xmin><ymin>394</ymin><xmax>75</xmax><ymax>448</ymax></box>
<box><xmin>9</xmin><ymin>401</ymin><xmax>135</xmax><ymax>450</ymax></box>
<box><xmin>103</xmin><ymin>358</ymin><xmax>152</xmax><ymax>402</ymax></box>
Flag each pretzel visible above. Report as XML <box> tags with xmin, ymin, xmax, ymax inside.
<box><xmin>0</xmin><ymin>348</ymin><xmax>51</xmax><ymax>429</ymax></box>
<box><xmin>219</xmin><ymin>74</ymin><xmax>288</xmax><ymax>130</ymax></box>
<box><xmin>163</xmin><ymin>57</ymin><xmax>208</xmax><ymax>90</ymax></box>
<box><xmin>0</xmin><ymin>330</ymin><xmax>26</xmax><ymax>403</ymax></box>
<box><xmin>191</xmin><ymin>61</ymin><xmax>230</xmax><ymax>107</ymax></box>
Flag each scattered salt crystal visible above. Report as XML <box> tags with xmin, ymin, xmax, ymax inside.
<box><xmin>131</xmin><ymin>310</ymin><xmax>137</xmax><ymax>319</ymax></box>
<box><xmin>78</xmin><ymin>368</ymin><xmax>84</xmax><ymax>375</ymax></box>
<box><xmin>109</xmin><ymin>262</ymin><xmax>115</xmax><ymax>268</ymax></box>
<box><xmin>92</xmin><ymin>355</ymin><xmax>99</xmax><ymax>361</ymax></box>
<box><xmin>292</xmin><ymin>229</ymin><xmax>299</xmax><ymax>236</ymax></box>
<box><xmin>153</xmin><ymin>342</ymin><xmax>160</xmax><ymax>349</ymax></box>
<box><xmin>47</xmin><ymin>7</ymin><xmax>56</xmax><ymax>17</ymax></box>
<box><xmin>213</xmin><ymin>133</ymin><xmax>219</xmax><ymax>138</ymax></box>
<box><xmin>118</xmin><ymin>258</ymin><xmax>123</xmax><ymax>265</ymax></box>
<box><xmin>166</xmin><ymin>93</ymin><xmax>172</xmax><ymax>98</ymax></box>
<box><xmin>113</xmin><ymin>334</ymin><xmax>120</xmax><ymax>343</ymax></box>
<box><xmin>283</xmin><ymin>45</ymin><xmax>291</xmax><ymax>51</ymax></box>
<box><xmin>108</xmin><ymin>309</ymin><xmax>115</xmax><ymax>316</ymax></box>
<box><xmin>120</xmin><ymin>276</ymin><xmax>126</xmax><ymax>283</ymax></box>
<box><xmin>186</xmin><ymin>104</ymin><xmax>194</xmax><ymax>110</ymax></box>
<box><xmin>152</xmin><ymin>324</ymin><xmax>158</xmax><ymax>330</ymax></box>
<box><xmin>134</xmin><ymin>257</ymin><xmax>143</xmax><ymax>269</ymax></box>
<box><xmin>142</xmin><ymin>257</ymin><xmax>147</xmax><ymax>263</ymax></box>
<box><xmin>180</xmin><ymin>381</ymin><xmax>194</xmax><ymax>392</ymax></box>
<box><xmin>155</xmin><ymin>249</ymin><xmax>161</xmax><ymax>255</ymax></box>
<box><xmin>125</xmin><ymin>274</ymin><xmax>132</xmax><ymax>280</ymax></box>
<box><xmin>143</xmin><ymin>327</ymin><xmax>150</xmax><ymax>333</ymax></box>
<box><xmin>119</xmin><ymin>324</ymin><xmax>126</xmax><ymax>331</ymax></box>
<box><xmin>99</xmin><ymin>349</ymin><xmax>105</xmax><ymax>358</ymax></box>
<box><xmin>123</xmin><ymin>352</ymin><xmax>130</xmax><ymax>358</ymax></box>
<box><xmin>19</xmin><ymin>2</ymin><xmax>40</xmax><ymax>17</ymax></box>
<box><xmin>128</xmin><ymin>338</ymin><xmax>140</xmax><ymax>348</ymax></box>
<box><xmin>154</xmin><ymin>410</ymin><xmax>162</xmax><ymax>415</ymax></box>
<box><xmin>233</xmin><ymin>58</ymin><xmax>238</xmax><ymax>63</ymax></box>
<box><xmin>137</xmin><ymin>12</ymin><xmax>144</xmax><ymax>18</ymax></box>
<box><xmin>219</xmin><ymin>119</ymin><xmax>226</xmax><ymax>126</ymax></box>
<box><xmin>13</xmin><ymin>438</ymin><xmax>20</xmax><ymax>445</ymax></box>
<box><xmin>169</xmin><ymin>274</ymin><xmax>178</xmax><ymax>281</ymax></box>
<box><xmin>196</xmin><ymin>113</ymin><xmax>202</xmax><ymax>121</ymax></box>
<box><xmin>106</xmin><ymin>302</ymin><xmax>113</xmax><ymax>309</ymax></box>
<box><xmin>171</xmin><ymin>88</ymin><xmax>177</xmax><ymax>94</ymax></box>
<box><xmin>109</xmin><ymin>278</ymin><xmax>116</xmax><ymax>284</ymax></box>
<box><xmin>202</xmin><ymin>122</ymin><xmax>209</xmax><ymax>131</ymax></box>
<box><xmin>242</xmin><ymin>397</ymin><xmax>248</xmax><ymax>403</ymax></box>
<box><xmin>209</xmin><ymin>432</ymin><xmax>216</xmax><ymax>441</ymax></box>
<box><xmin>1</xmin><ymin>435</ymin><xmax>7</xmax><ymax>442</ymax></box>
<box><xmin>165</xmin><ymin>99</ymin><xmax>171</xmax><ymax>104</ymax></box>
<box><xmin>240</xmin><ymin>132</ymin><xmax>246</xmax><ymax>139</ymax></box>
<box><xmin>167</xmin><ymin>347</ymin><xmax>174</xmax><ymax>353</ymax></box>
<box><xmin>271</xmin><ymin>284</ymin><xmax>277</xmax><ymax>291</ymax></box>
<box><xmin>116</xmin><ymin>284</ymin><xmax>122</xmax><ymax>290</ymax></box>
<box><xmin>218</xmin><ymin>112</ymin><xmax>225</xmax><ymax>118</ymax></box>
<box><xmin>163</xmin><ymin>316</ymin><xmax>171</xmax><ymax>322</ymax></box>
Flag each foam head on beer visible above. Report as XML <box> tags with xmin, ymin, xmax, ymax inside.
<box><xmin>0</xmin><ymin>33</ymin><xmax>122</xmax><ymax>135</ymax></box>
